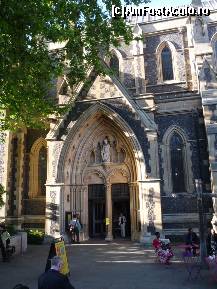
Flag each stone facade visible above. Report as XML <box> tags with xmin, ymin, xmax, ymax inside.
<box><xmin>1</xmin><ymin>0</ymin><xmax>217</xmax><ymax>241</ymax></box>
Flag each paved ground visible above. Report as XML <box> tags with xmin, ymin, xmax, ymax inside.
<box><xmin>0</xmin><ymin>240</ymin><xmax>216</xmax><ymax>289</ymax></box>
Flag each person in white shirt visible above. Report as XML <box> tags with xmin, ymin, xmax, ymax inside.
<box><xmin>118</xmin><ymin>213</ymin><xmax>127</xmax><ymax>238</ymax></box>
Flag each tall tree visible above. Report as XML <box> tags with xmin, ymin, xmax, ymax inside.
<box><xmin>0</xmin><ymin>0</ymin><xmax>147</xmax><ymax>131</ymax></box>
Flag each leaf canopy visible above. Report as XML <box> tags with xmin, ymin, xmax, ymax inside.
<box><xmin>0</xmin><ymin>0</ymin><xmax>148</xmax><ymax>130</ymax></box>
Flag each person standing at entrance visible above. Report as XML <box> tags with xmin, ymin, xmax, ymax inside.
<box><xmin>119</xmin><ymin>213</ymin><xmax>126</xmax><ymax>238</ymax></box>
<box><xmin>69</xmin><ymin>214</ymin><xmax>81</xmax><ymax>244</ymax></box>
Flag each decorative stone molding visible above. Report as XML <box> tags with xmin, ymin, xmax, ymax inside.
<box><xmin>147</xmin><ymin>132</ymin><xmax>159</xmax><ymax>178</ymax></box>
<box><xmin>83</xmin><ymin>168</ymin><xmax>106</xmax><ymax>185</ymax></box>
<box><xmin>56</xmin><ymin>102</ymin><xmax>147</xmax><ymax>183</ymax></box>
<box><xmin>45</xmin><ymin>184</ymin><xmax>63</xmax><ymax>238</ymax></box>
<box><xmin>106</xmin><ymin>167</ymin><xmax>130</xmax><ymax>183</ymax></box>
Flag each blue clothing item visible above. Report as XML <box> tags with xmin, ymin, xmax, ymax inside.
<box><xmin>69</xmin><ymin>219</ymin><xmax>81</xmax><ymax>232</ymax></box>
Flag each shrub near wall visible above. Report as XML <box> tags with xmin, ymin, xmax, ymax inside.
<box><xmin>6</xmin><ymin>224</ymin><xmax>17</xmax><ymax>236</ymax></box>
<box><xmin>27</xmin><ymin>229</ymin><xmax>45</xmax><ymax>244</ymax></box>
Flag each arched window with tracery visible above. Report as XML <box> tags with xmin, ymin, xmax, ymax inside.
<box><xmin>38</xmin><ymin>146</ymin><xmax>47</xmax><ymax>196</ymax></box>
<box><xmin>29</xmin><ymin>138</ymin><xmax>47</xmax><ymax>198</ymax></box>
<box><xmin>161</xmin><ymin>46</ymin><xmax>174</xmax><ymax>81</ymax></box>
<box><xmin>109</xmin><ymin>54</ymin><xmax>119</xmax><ymax>77</ymax></box>
<box><xmin>170</xmin><ymin>132</ymin><xmax>186</xmax><ymax>193</ymax></box>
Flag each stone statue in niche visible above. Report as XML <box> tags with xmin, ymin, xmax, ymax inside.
<box><xmin>101</xmin><ymin>137</ymin><xmax>110</xmax><ymax>162</ymax></box>
<box><xmin>193</xmin><ymin>17</ymin><xmax>206</xmax><ymax>42</ymax></box>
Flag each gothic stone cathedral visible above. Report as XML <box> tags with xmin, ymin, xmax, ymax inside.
<box><xmin>1</xmin><ymin>0</ymin><xmax>217</xmax><ymax>242</ymax></box>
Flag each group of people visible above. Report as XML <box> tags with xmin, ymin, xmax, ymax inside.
<box><xmin>184</xmin><ymin>227</ymin><xmax>217</xmax><ymax>258</ymax></box>
<box><xmin>152</xmin><ymin>232</ymin><xmax>174</xmax><ymax>264</ymax></box>
<box><xmin>152</xmin><ymin>228</ymin><xmax>201</xmax><ymax>265</ymax></box>
<box><xmin>152</xmin><ymin>228</ymin><xmax>197</xmax><ymax>264</ymax></box>
<box><xmin>152</xmin><ymin>226</ymin><xmax>217</xmax><ymax>265</ymax></box>
<box><xmin>67</xmin><ymin>212</ymin><xmax>128</xmax><ymax>243</ymax></box>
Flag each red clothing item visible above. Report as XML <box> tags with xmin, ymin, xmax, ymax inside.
<box><xmin>153</xmin><ymin>238</ymin><xmax>161</xmax><ymax>249</ymax></box>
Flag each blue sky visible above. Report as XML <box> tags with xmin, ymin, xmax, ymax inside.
<box><xmin>147</xmin><ymin>0</ymin><xmax>192</xmax><ymax>8</ymax></box>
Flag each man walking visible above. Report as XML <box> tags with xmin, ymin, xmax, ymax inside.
<box><xmin>119</xmin><ymin>213</ymin><xmax>127</xmax><ymax>238</ymax></box>
<box><xmin>38</xmin><ymin>256</ymin><xmax>74</xmax><ymax>289</ymax></box>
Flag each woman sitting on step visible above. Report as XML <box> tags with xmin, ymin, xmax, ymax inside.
<box><xmin>152</xmin><ymin>232</ymin><xmax>173</xmax><ymax>264</ymax></box>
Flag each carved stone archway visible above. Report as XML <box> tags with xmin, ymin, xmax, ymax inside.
<box><xmin>45</xmin><ymin>103</ymin><xmax>162</xmax><ymax>241</ymax></box>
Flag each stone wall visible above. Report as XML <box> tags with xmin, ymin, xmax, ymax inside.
<box><xmin>156</xmin><ymin>111</ymin><xmax>211</xmax><ymax>195</ymax></box>
<box><xmin>144</xmin><ymin>32</ymin><xmax>186</xmax><ymax>86</ymax></box>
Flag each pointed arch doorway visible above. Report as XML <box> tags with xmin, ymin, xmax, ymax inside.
<box><xmin>51</xmin><ymin>103</ymin><xmax>156</xmax><ymax>241</ymax></box>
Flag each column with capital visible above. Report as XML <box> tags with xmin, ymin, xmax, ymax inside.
<box><xmin>105</xmin><ymin>183</ymin><xmax>113</xmax><ymax>241</ymax></box>
<box><xmin>129</xmin><ymin>183</ymin><xmax>135</xmax><ymax>240</ymax></box>
<box><xmin>129</xmin><ymin>183</ymin><xmax>139</xmax><ymax>240</ymax></box>
<box><xmin>81</xmin><ymin>185</ymin><xmax>88</xmax><ymax>240</ymax></box>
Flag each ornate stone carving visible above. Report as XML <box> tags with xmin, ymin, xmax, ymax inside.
<box><xmin>107</xmin><ymin>168</ymin><xmax>129</xmax><ymax>183</ymax></box>
<box><xmin>88</xmin><ymin>135</ymin><xmax>126</xmax><ymax>165</ymax></box>
<box><xmin>194</xmin><ymin>17</ymin><xmax>205</xmax><ymax>37</ymax></box>
<box><xmin>49</xmin><ymin>190</ymin><xmax>58</xmax><ymax>235</ymax></box>
<box><xmin>50</xmin><ymin>220</ymin><xmax>57</xmax><ymax>235</ymax></box>
<box><xmin>50</xmin><ymin>190</ymin><xmax>56</xmax><ymax>203</ymax></box>
<box><xmin>146</xmin><ymin>188</ymin><xmax>156</xmax><ymax>234</ymax></box>
<box><xmin>52</xmin><ymin>142</ymin><xmax>63</xmax><ymax>178</ymax></box>
<box><xmin>101</xmin><ymin>137</ymin><xmax>111</xmax><ymax>162</ymax></box>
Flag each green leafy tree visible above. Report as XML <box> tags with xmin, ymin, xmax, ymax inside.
<box><xmin>0</xmin><ymin>0</ymin><xmax>148</xmax><ymax>131</ymax></box>
<box><xmin>0</xmin><ymin>184</ymin><xmax>6</xmax><ymax>208</ymax></box>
